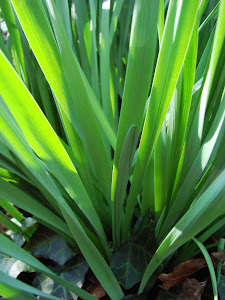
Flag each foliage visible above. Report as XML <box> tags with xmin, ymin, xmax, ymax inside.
<box><xmin>0</xmin><ymin>0</ymin><xmax>224</xmax><ymax>299</ymax></box>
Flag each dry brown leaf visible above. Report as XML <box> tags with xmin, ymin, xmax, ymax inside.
<box><xmin>176</xmin><ymin>278</ymin><xmax>207</xmax><ymax>300</ymax></box>
<box><xmin>212</xmin><ymin>250</ymin><xmax>225</xmax><ymax>263</ymax></box>
<box><xmin>158</xmin><ymin>259</ymin><xmax>206</xmax><ymax>290</ymax></box>
<box><xmin>86</xmin><ymin>283</ymin><xmax>106</xmax><ymax>299</ymax></box>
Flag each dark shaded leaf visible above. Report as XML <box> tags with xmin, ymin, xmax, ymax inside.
<box><xmin>212</xmin><ymin>250</ymin><xmax>225</xmax><ymax>263</ymax></box>
<box><xmin>132</xmin><ymin>209</ymin><xmax>156</xmax><ymax>251</ymax></box>
<box><xmin>159</xmin><ymin>259</ymin><xmax>206</xmax><ymax>290</ymax></box>
<box><xmin>113</xmin><ymin>125</ymin><xmax>139</xmax><ymax>246</ymax></box>
<box><xmin>33</xmin><ymin>256</ymin><xmax>89</xmax><ymax>300</ymax></box>
<box><xmin>176</xmin><ymin>278</ymin><xmax>207</xmax><ymax>300</ymax></box>
<box><xmin>218</xmin><ymin>275</ymin><xmax>225</xmax><ymax>300</ymax></box>
<box><xmin>27</xmin><ymin>227</ymin><xmax>75</xmax><ymax>265</ymax></box>
<box><xmin>110</xmin><ymin>210</ymin><xmax>156</xmax><ymax>289</ymax></box>
<box><xmin>110</xmin><ymin>242</ymin><xmax>152</xmax><ymax>289</ymax></box>
<box><xmin>0</xmin><ymin>253</ymin><xmax>34</xmax><ymax>278</ymax></box>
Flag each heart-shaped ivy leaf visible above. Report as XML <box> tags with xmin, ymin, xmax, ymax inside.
<box><xmin>110</xmin><ymin>242</ymin><xmax>152</xmax><ymax>289</ymax></box>
<box><xmin>27</xmin><ymin>227</ymin><xmax>75</xmax><ymax>265</ymax></box>
<box><xmin>0</xmin><ymin>253</ymin><xmax>34</xmax><ymax>278</ymax></box>
<box><xmin>110</xmin><ymin>210</ymin><xmax>156</xmax><ymax>289</ymax></box>
<box><xmin>33</xmin><ymin>256</ymin><xmax>89</xmax><ymax>300</ymax></box>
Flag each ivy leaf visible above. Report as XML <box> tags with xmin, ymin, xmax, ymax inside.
<box><xmin>218</xmin><ymin>275</ymin><xmax>225</xmax><ymax>300</ymax></box>
<box><xmin>8</xmin><ymin>217</ymin><xmax>38</xmax><ymax>247</ymax></box>
<box><xmin>21</xmin><ymin>217</ymin><xmax>38</xmax><ymax>238</ymax></box>
<box><xmin>33</xmin><ymin>256</ymin><xmax>89</xmax><ymax>300</ymax></box>
<box><xmin>27</xmin><ymin>227</ymin><xmax>75</xmax><ymax>265</ymax></box>
<box><xmin>10</xmin><ymin>232</ymin><xmax>25</xmax><ymax>246</ymax></box>
<box><xmin>0</xmin><ymin>253</ymin><xmax>34</xmax><ymax>278</ymax></box>
<box><xmin>110</xmin><ymin>211</ymin><xmax>156</xmax><ymax>289</ymax></box>
<box><xmin>110</xmin><ymin>242</ymin><xmax>151</xmax><ymax>289</ymax></box>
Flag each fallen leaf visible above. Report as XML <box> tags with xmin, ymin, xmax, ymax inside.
<box><xmin>176</xmin><ymin>278</ymin><xmax>207</xmax><ymax>300</ymax></box>
<box><xmin>212</xmin><ymin>250</ymin><xmax>225</xmax><ymax>263</ymax></box>
<box><xmin>86</xmin><ymin>283</ymin><xmax>106</xmax><ymax>299</ymax></box>
<box><xmin>159</xmin><ymin>259</ymin><xmax>206</xmax><ymax>290</ymax></box>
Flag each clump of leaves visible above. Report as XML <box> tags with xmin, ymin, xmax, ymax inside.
<box><xmin>0</xmin><ymin>0</ymin><xmax>224</xmax><ymax>299</ymax></box>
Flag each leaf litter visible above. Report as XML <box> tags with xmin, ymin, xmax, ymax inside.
<box><xmin>158</xmin><ymin>258</ymin><xmax>206</xmax><ymax>290</ymax></box>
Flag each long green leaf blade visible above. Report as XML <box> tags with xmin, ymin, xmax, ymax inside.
<box><xmin>123</xmin><ymin>0</ymin><xmax>201</xmax><ymax>240</ymax></box>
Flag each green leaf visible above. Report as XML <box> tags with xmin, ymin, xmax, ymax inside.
<box><xmin>6</xmin><ymin>217</ymin><xmax>37</xmax><ymax>247</ymax></box>
<box><xmin>0</xmin><ymin>233</ymin><xmax>98</xmax><ymax>300</ymax></box>
<box><xmin>132</xmin><ymin>210</ymin><xmax>156</xmax><ymax>251</ymax></box>
<box><xmin>0</xmin><ymin>210</ymin><xmax>22</xmax><ymax>233</ymax></box>
<box><xmin>109</xmin><ymin>0</ymin><xmax>126</xmax><ymax>46</ymax></box>
<box><xmin>0</xmin><ymin>28</ymin><xmax>12</xmax><ymax>63</ymax></box>
<box><xmin>11</xmin><ymin>0</ymin><xmax>112</xmax><ymax>200</ymax></box>
<box><xmin>55</xmin><ymin>0</ymin><xmax>73</xmax><ymax>48</ymax></box>
<box><xmin>180</xmin><ymin>0</ymin><xmax>225</xmax><ymax>177</ymax></box>
<box><xmin>0</xmin><ymin>269</ymin><xmax>60</xmax><ymax>299</ymax></box>
<box><xmin>110</xmin><ymin>242</ymin><xmax>151</xmax><ymax>289</ymax></box>
<box><xmin>0</xmin><ymin>178</ymin><xmax>72</xmax><ymax>240</ymax></box>
<box><xmin>33</xmin><ymin>256</ymin><xmax>89</xmax><ymax>300</ymax></box>
<box><xmin>193</xmin><ymin>237</ymin><xmax>218</xmax><ymax>300</ymax></box>
<box><xmin>123</xmin><ymin>0</ymin><xmax>201</xmax><ymax>239</ymax></box>
<box><xmin>111</xmin><ymin>211</ymin><xmax>156</xmax><ymax>289</ymax></box>
<box><xmin>0</xmin><ymin>95</ymin><xmax>123</xmax><ymax>298</ymax></box>
<box><xmin>139</xmin><ymin>169</ymin><xmax>225</xmax><ymax>293</ymax></box>
<box><xmin>141</xmin><ymin>155</ymin><xmax>154</xmax><ymax>216</ymax></box>
<box><xmin>113</xmin><ymin>0</ymin><xmax>159</xmax><ymax>169</ymax></box>
<box><xmin>159</xmin><ymin>91</ymin><xmax>225</xmax><ymax>239</ymax></box>
<box><xmin>217</xmin><ymin>238</ymin><xmax>225</xmax><ymax>283</ymax></box>
<box><xmin>199</xmin><ymin>1</ymin><xmax>220</xmax><ymax>32</ymax></box>
<box><xmin>0</xmin><ymin>0</ymin><xmax>27</xmax><ymax>82</ymax></box>
<box><xmin>99</xmin><ymin>0</ymin><xmax>114</xmax><ymax>132</ymax></box>
<box><xmin>72</xmin><ymin>0</ymin><xmax>91</xmax><ymax>80</ymax></box>
<box><xmin>0</xmin><ymin>281</ymin><xmax>36</xmax><ymax>300</ymax></box>
<box><xmin>0</xmin><ymin>198</ymin><xmax>24</xmax><ymax>223</ymax></box>
<box><xmin>21</xmin><ymin>217</ymin><xmax>38</xmax><ymax>238</ymax></box>
<box><xmin>88</xmin><ymin>0</ymin><xmax>100</xmax><ymax>100</ymax></box>
<box><xmin>0</xmin><ymin>51</ymin><xmax>109</xmax><ymax>254</ymax></box>
<box><xmin>27</xmin><ymin>227</ymin><xmax>75</xmax><ymax>266</ymax></box>
<box><xmin>111</xmin><ymin>125</ymin><xmax>139</xmax><ymax>247</ymax></box>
